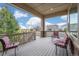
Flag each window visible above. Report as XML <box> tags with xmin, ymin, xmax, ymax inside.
<box><xmin>69</xmin><ymin>7</ymin><xmax>78</xmax><ymax>37</ymax></box>
<box><xmin>70</xmin><ymin>12</ymin><xmax>78</xmax><ymax>32</ymax></box>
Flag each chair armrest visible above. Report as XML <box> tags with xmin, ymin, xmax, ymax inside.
<box><xmin>56</xmin><ymin>40</ymin><xmax>66</xmax><ymax>43</ymax></box>
<box><xmin>53</xmin><ymin>38</ymin><xmax>66</xmax><ymax>44</ymax></box>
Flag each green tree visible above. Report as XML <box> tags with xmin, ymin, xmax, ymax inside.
<box><xmin>0</xmin><ymin>7</ymin><xmax>19</xmax><ymax>35</ymax></box>
<box><xmin>64</xmin><ymin>28</ymin><xmax>67</xmax><ymax>32</ymax></box>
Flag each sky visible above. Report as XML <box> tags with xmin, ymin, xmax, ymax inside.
<box><xmin>0</xmin><ymin>3</ymin><xmax>77</xmax><ymax>29</ymax></box>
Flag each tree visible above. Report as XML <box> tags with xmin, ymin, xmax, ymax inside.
<box><xmin>0</xmin><ymin>7</ymin><xmax>19</xmax><ymax>35</ymax></box>
<box><xmin>64</xmin><ymin>28</ymin><xmax>67</xmax><ymax>32</ymax></box>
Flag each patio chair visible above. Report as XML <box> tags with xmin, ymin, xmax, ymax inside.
<box><xmin>53</xmin><ymin>31</ymin><xmax>59</xmax><ymax>38</ymax></box>
<box><xmin>0</xmin><ymin>35</ymin><xmax>19</xmax><ymax>56</ymax></box>
<box><xmin>53</xmin><ymin>33</ymin><xmax>69</xmax><ymax>56</ymax></box>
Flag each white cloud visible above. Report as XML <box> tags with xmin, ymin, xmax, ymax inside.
<box><xmin>26</xmin><ymin>17</ymin><xmax>53</xmax><ymax>26</ymax></box>
<box><xmin>45</xmin><ymin>22</ymin><xmax>53</xmax><ymax>26</ymax></box>
<box><xmin>26</xmin><ymin>17</ymin><xmax>41</xmax><ymax>26</ymax></box>
<box><xmin>14</xmin><ymin>10</ymin><xmax>28</xmax><ymax>19</ymax></box>
<box><xmin>18</xmin><ymin>23</ymin><xmax>27</xmax><ymax>29</ymax></box>
<box><xmin>60</xmin><ymin>15</ymin><xmax>67</xmax><ymax>21</ymax></box>
<box><xmin>20</xmin><ymin>25</ymin><xmax>27</xmax><ymax>29</ymax></box>
<box><xmin>18</xmin><ymin>17</ymin><xmax>54</xmax><ymax>29</ymax></box>
<box><xmin>27</xmin><ymin>26</ymin><xmax>33</xmax><ymax>29</ymax></box>
<box><xmin>0</xmin><ymin>7</ymin><xmax>2</xmax><ymax>10</ymax></box>
<box><xmin>57</xmin><ymin>22</ymin><xmax>67</xmax><ymax>29</ymax></box>
<box><xmin>57</xmin><ymin>22</ymin><xmax>67</xmax><ymax>26</ymax></box>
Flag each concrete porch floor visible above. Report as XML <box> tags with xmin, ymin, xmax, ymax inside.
<box><xmin>0</xmin><ymin>36</ymin><xmax>72</xmax><ymax>56</ymax></box>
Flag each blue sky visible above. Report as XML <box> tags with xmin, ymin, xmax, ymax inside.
<box><xmin>0</xmin><ymin>3</ymin><xmax>77</xmax><ymax>29</ymax></box>
<box><xmin>46</xmin><ymin>16</ymin><xmax>67</xmax><ymax>24</ymax></box>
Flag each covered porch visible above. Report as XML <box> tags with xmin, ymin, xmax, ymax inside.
<box><xmin>0</xmin><ymin>3</ymin><xmax>79</xmax><ymax>56</ymax></box>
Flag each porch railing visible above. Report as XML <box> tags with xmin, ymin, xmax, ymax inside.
<box><xmin>36</xmin><ymin>31</ymin><xmax>66</xmax><ymax>37</ymax></box>
<box><xmin>0</xmin><ymin>32</ymin><xmax>36</xmax><ymax>51</ymax></box>
<box><xmin>36</xmin><ymin>31</ymin><xmax>77</xmax><ymax>37</ymax></box>
<box><xmin>9</xmin><ymin>32</ymin><xmax>36</xmax><ymax>44</ymax></box>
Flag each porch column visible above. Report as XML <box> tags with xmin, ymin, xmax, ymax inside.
<box><xmin>77</xmin><ymin>4</ymin><xmax>79</xmax><ymax>38</ymax></box>
<box><xmin>67</xmin><ymin>4</ymin><xmax>72</xmax><ymax>32</ymax></box>
<box><xmin>67</xmin><ymin>9</ymin><xmax>70</xmax><ymax>32</ymax></box>
<box><xmin>41</xmin><ymin>17</ymin><xmax>45</xmax><ymax>37</ymax></box>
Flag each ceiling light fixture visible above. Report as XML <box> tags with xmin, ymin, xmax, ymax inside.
<box><xmin>50</xmin><ymin>8</ymin><xmax>54</xmax><ymax>11</ymax></box>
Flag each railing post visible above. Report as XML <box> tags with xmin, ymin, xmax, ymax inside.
<box><xmin>34</xmin><ymin>32</ymin><xmax>36</xmax><ymax>40</ymax></box>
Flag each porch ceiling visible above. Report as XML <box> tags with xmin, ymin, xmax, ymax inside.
<box><xmin>12</xmin><ymin>3</ymin><xmax>77</xmax><ymax>18</ymax></box>
<box><xmin>27</xmin><ymin>3</ymin><xmax>69</xmax><ymax>15</ymax></box>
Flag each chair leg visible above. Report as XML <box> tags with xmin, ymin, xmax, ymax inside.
<box><xmin>66</xmin><ymin>47</ymin><xmax>68</xmax><ymax>56</ymax></box>
<box><xmin>2</xmin><ymin>51</ymin><xmax>5</xmax><ymax>56</ymax></box>
<box><xmin>15</xmin><ymin>48</ymin><xmax>16</xmax><ymax>56</ymax></box>
<box><xmin>55</xmin><ymin>45</ymin><xmax>57</xmax><ymax>56</ymax></box>
<box><xmin>2</xmin><ymin>52</ymin><xmax>4</xmax><ymax>56</ymax></box>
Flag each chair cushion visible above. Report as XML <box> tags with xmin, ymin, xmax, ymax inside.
<box><xmin>6</xmin><ymin>42</ymin><xmax>19</xmax><ymax>48</ymax></box>
<box><xmin>2</xmin><ymin>36</ymin><xmax>11</xmax><ymax>48</ymax></box>
<box><xmin>55</xmin><ymin>42</ymin><xmax>65</xmax><ymax>47</ymax></box>
<box><xmin>53</xmin><ymin>38</ymin><xmax>66</xmax><ymax>43</ymax></box>
<box><xmin>53</xmin><ymin>33</ymin><xmax>67</xmax><ymax>43</ymax></box>
<box><xmin>2</xmin><ymin>36</ymin><xmax>19</xmax><ymax>49</ymax></box>
<box><xmin>53</xmin><ymin>34</ymin><xmax>68</xmax><ymax>47</ymax></box>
